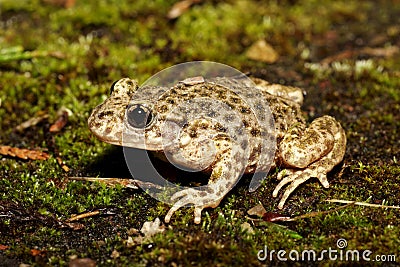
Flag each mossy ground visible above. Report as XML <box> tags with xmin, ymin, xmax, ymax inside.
<box><xmin>0</xmin><ymin>0</ymin><xmax>399</xmax><ymax>266</ymax></box>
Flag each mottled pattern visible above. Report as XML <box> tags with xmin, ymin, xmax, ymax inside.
<box><xmin>88</xmin><ymin>76</ymin><xmax>346</xmax><ymax>223</ymax></box>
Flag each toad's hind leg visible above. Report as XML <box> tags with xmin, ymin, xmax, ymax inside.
<box><xmin>274</xmin><ymin>115</ymin><xmax>346</xmax><ymax>208</ymax></box>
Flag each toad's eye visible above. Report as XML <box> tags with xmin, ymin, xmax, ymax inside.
<box><xmin>109</xmin><ymin>80</ymin><xmax>119</xmax><ymax>95</ymax></box>
<box><xmin>126</xmin><ymin>104</ymin><xmax>154</xmax><ymax>128</ymax></box>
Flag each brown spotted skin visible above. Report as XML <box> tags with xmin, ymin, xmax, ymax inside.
<box><xmin>88</xmin><ymin>77</ymin><xmax>346</xmax><ymax>223</ymax></box>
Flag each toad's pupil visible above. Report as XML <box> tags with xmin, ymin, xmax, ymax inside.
<box><xmin>127</xmin><ymin>105</ymin><xmax>153</xmax><ymax>128</ymax></box>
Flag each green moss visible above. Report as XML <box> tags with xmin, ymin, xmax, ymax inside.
<box><xmin>1</xmin><ymin>0</ymin><xmax>399</xmax><ymax>265</ymax></box>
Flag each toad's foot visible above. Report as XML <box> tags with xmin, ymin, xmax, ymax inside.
<box><xmin>272</xmin><ymin>167</ymin><xmax>330</xmax><ymax>209</ymax></box>
<box><xmin>273</xmin><ymin>115</ymin><xmax>346</xmax><ymax>209</ymax></box>
<box><xmin>164</xmin><ymin>188</ymin><xmax>222</xmax><ymax>224</ymax></box>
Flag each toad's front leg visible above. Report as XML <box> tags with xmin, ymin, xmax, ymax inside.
<box><xmin>164</xmin><ymin>136</ymin><xmax>246</xmax><ymax>224</ymax></box>
<box><xmin>274</xmin><ymin>115</ymin><xmax>346</xmax><ymax>208</ymax></box>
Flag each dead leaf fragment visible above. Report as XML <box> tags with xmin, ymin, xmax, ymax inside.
<box><xmin>62</xmin><ymin>165</ymin><xmax>70</xmax><ymax>172</ymax></box>
<box><xmin>240</xmin><ymin>222</ymin><xmax>255</xmax><ymax>234</ymax></box>
<box><xmin>125</xmin><ymin>236</ymin><xmax>136</xmax><ymax>248</ymax></box>
<box><xmin>110</xmin><ymin>250</ymin><xmax>120</xmax><ymax>259</ymax></box>
<box><xmin>69</xmin><ymin>258</ymin><xmax>96</xmax><ymax>267</ymax></box>
<box><xmin>127</xmin><ymin>218</ymin><xmax>166</xmax><ymax>245</ymax></box>
<box><xmin>167</xmin><ymin>0</ymin><xmax>202</xmax><ymax>19</ymax></box>
<box><xmin>56</xmin><ymin>156</ymin><xmax>70</xmax><ymax>172</ymax></box>
<box><xmin>64</xmin><ymin>222</ymin><xmax>85</xmax><ymax>230</ymax></box>
<box><xmin>43</xmin><ymin>0</ymin><xmax>76</xmax><ymax>8</ymax></box>
<box><xmin>247</xmin><ymin>203</ymin><xmax>267</xmax><ymax>217</ymax></box>
<box><xmin>50</xmin><ymin>109</ymin><xmax>69</xmax><ymax>132</ymax></box>
<box><xmin>247</xmin><ymin>204</ymin><xmax>290</xmax><ymax>222</ymax></box>
<box><xmin>140</xmin><ymin>218</ymin><xmax>165</xmax><ymax>238</ymax></box>
<box><xmin>30</xmin><ymin>248</ymin><xmax>46</xmax><ymax>257</ymax></box>
<box><xmin>262</xmin><ymin>212</ymin><xmax>291</xmax><ymax>222</ymax></box>
<box><xmin>0</xmin><ymin>145</ymin><xmax>50</xmax><ymax>160</ymax></box>
<box><xmin>246</xmin><ymin>40</ymin><xmax>279</xmax><ymax>63</ymax></box>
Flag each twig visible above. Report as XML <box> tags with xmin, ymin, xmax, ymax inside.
<box><xmin>15</xmin><ymin>114</ymin><xmax>49</xmax><ymax>132</ymax></box>
<box><xmin>283</xmin><ymin>203</ymin><xmax>355</xmax><ymax>221</ymax></box>
<box><xmin>66</xmin><ymin>210</ymin><xmax>101</xmax><ymax>222</ymax></box>
<box><xmin>68</xmin><ymin>177</ymin><xmax>162</xmax><ymax>190</ymax></box>
<box><xmin>326</xmin><ymin>199</ymin><xmax>400</xmax><ymax>209</ymax></box>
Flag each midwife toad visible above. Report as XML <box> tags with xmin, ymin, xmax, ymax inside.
<box><xmin>88</xmin><ymin>76</ymin><xmax>346</xmax><ymax>224</ymax></box>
